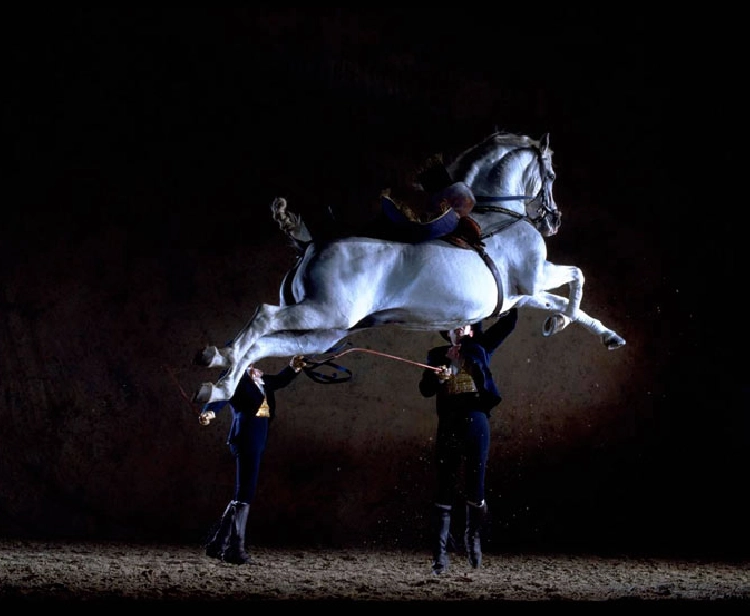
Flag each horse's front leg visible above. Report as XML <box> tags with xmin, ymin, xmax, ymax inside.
<box><xmin>526</xmin><ymin>263</ymin><xmax>584</xmax><ymax>336</ymax></box>
<box><xmin>538</xmin><ymin>263</ymin><xmax>584</xmax><ymax>322</ymax></box>
<box><xmin>518</xmin><ymin>292</ymin><xmax>626</xmax><ymax>349</ymax></box>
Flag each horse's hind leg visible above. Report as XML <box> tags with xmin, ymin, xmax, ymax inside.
<box><xmin>226</xmin><ymin>301</ymin><xmax>353</xmax><ymax>361</ymax></box>
<box><xmin>194</xmin><ymin>303</ymin><xmax>356</xmax><ymax>403</ymax></box>
<box><xmin>193</xmin><ymin>305</ymin><xmax>264</xmax><ymax>369</ymax></box>
<box><xmin>194</xmin><ymin>304</ymin><xmax>283</xmax><ymax>402</ymax></box>
<box><xmin>194</xmin><ymin>347</ymin><xmax>229</xmax><ymax>368</ymax></box>
<box><xmin>247</xmin><ymin>329</ymin><xmax>351</xmax><ymax>361</ymax></box>
<box><xmin>194</xmin><ymin>329</ymin><xmax>351</xmax><ymax>404</ymax></box>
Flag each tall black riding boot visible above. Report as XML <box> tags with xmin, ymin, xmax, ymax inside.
<box><xmin>205</xmin><ymin>501</ymin><xmax>236</xmax><ymax>560</ymax></box>
<box><xmin>464</xmin><ymin>500</ymin><xmax>488</xmax><ymax>569</ymax></box>
<box><xmin>222</xmin><ymin>501</ymin><xmax>251</xmax><ymax>565</ymax></box>
<box><xmin>431</xmin><ymin>503</ymin><xmax>452</xmax><ymax>575</ymax></box>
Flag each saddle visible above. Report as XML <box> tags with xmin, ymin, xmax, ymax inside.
<box><xmin>442</xmin><ymin>216</ymin><xmax>485</xmax><ymax>251</ymax></box>
<box><xmin>381</xmin><ymin>181</ymin><xmax>484</xmax><ymax>248</ymax></box>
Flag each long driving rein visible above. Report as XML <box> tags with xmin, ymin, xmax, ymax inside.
<box><xmin>301</xmin><ymin>343</ymin><xmax>442</xmax><ymax>384</ymax></box>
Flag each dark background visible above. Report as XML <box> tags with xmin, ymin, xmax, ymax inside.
<box><xmin>3</xmin><ymin>9</ymin><xmax>745</xmax><ymax>559</ymax></box>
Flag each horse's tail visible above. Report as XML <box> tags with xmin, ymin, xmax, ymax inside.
<box><xmin>271</xmin><ymin>197</ymin><xmax>313</xmax><ymax>255</ymax></box>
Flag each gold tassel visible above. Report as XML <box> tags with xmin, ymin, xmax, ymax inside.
<box><xmin>255</xmin><ymin>398</ymin><xmax>270</xmax><ymax>418</ymax></box>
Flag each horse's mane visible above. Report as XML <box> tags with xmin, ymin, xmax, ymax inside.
<box><xmin>449</xmin><ymin>132</ymin><xmax>541</xmax><ymax>186</ymax></box>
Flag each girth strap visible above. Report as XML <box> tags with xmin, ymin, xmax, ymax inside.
<box><xmin>474</xmin><ymin>245</ymin><xmax>503</xmax><ymax>318</ymax></box>
<box><xmin>440</xmin><ymin>236</ymin><xmax>503</xmax><ymax>319</ymax></box>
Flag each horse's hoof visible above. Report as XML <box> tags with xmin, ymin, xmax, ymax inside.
<box><xmin>192</xmin><ymin>383</ymin><xmax>213</xmax><ymax>404</ymax></box>
<box><xmin>193</xmin><ymin>346</ymin><xmax>227</xmax><ymax>368</ymax></box>
<box><xmin>542</xmin><ymin>314</ymin><xmax>571</xmax><ymax>337</ymax></box>
<box><xmin>193</xmin><ymin>348</ymin><xmax>210</xmax><ymax>366</ymax></box>
<box><xmin>603</xmin><ymin>334</ymin><xmax>626</xmax><ymax>350</ymax></box>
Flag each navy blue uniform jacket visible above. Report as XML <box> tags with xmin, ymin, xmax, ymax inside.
<box><xmin>419</xmin><ymin>308</ymin><xmax>518</xmax><ymax>416</ymax></box>
<box><xmin>202</xmin><ymin>365</ymin><xmax>299</xmax><ymax>446</ymax></box>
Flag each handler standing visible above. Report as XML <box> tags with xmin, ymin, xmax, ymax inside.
<box><xmin>199</xmin><ymin>355</ymin><xmax>307</xmax><ymax>564</ymax></box>
<box><xmin>419</xmin><ymin>308</ymin><xmax>518</xmax><ymax>574</ymax></box>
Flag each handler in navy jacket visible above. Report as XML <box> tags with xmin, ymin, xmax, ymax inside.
<box><xmin>419</xmin><ymin>307</ymin><xmax>518</xmax><ymax>574</ymax></box>
<box><xmin>199</xmin><ymin>355</ymin><xmax>306</xmax><ymax>564</ymax></box>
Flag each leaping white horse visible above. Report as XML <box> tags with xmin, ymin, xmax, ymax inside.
<box><xmin>194</xmin><ymin>131</ymin><xmax>625</xmax><ymax>404</ymax></box>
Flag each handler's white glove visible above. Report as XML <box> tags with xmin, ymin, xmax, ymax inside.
<box><xmin>289</xmin><ymin>355</ymin><xmax>307</xmax><ymax>373</ymax></box>
<box><xmin>437</xmin><ymin>366</ymin><xmax>452</xmax><ymax>383</ymax></box>
<box><xmin>199</xmin><ymin>410</ymin><xmax>215</xmax><ymax>426</ymax></box>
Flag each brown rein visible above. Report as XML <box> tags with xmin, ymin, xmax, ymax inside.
<box><xmin>316</xmin><ymin>346</ymin><xmax>441</xmax><ymax>373</ymax></box>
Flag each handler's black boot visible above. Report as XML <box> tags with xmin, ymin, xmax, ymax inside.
<box><xmin>221</xmin><ymin>501</ymin><xmax>251</xmax><ymax>565</ymax></box>
<box><xmin>431</xmin><ymin>503</ymin><xmax>452</xmax><ymax>575</ymax></box>
<box><xmin>464</xmin><ymin>500</ymin><xmax>488</xmax><ymax>569</ymax></box>
<box><xmin>205</xmin><ymin>501</ymin><xmax>236</xmax><ymax>560</ymax></box>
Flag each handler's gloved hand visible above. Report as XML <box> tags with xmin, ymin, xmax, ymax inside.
<box><xmin>437</xmin><ymin>366</ymin><xmax>452</xmax><ymax>383</ymax></box>
<box><xmin>199</xmin><ymin>410</ymin><xmax>215</xmax><ymax>426</ymax></box>
<box><xmin>289</xmin><ymin>355</ymin><xmax>307</xmax><ymax>373</ymax></box>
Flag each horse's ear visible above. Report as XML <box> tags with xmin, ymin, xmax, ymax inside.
<box><xmin>539</xmin><ymin>132</ymin><xmax>550</xmax><ymax>151</ymax></box>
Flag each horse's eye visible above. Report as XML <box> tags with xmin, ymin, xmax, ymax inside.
<box><xmin>548</xmin><ymin>172</ymin><xmax>556</xmax><ymax>181</ymax></box>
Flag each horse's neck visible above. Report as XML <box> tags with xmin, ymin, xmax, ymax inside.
<box><xmin>451</xmin><ymin>133</ymin><xmax>530</xmax><ymax>177</ymax></box>
<box><xmin>454</xmin><ymin>144</ymin><xmax>538</xmax><ymax>211</ymax></box>
<box><xmin>452</xmin><ymin>147</ymin><xmax>510</xmax><ymax>188</ymax></box>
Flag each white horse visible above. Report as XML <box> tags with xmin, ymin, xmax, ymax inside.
<box><xmin>193</xmin><ymin>131</ymin><xmax>625</xmax><ymax>404</ymax></box>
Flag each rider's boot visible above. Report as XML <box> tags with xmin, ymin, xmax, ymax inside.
<box><xmin>431</xmin><ymin>503</ymin><xmax>452</xmax><ymax>575</ymax></box>
<box><xmin>464</xmin><ymin>500</ymin><xmax>488</xmax><ymax>569</ymax></box>
<box><xmin>221</xmin><ymin>501</ymin><xmax>251</xmax><ymax>565</ymax></box>
<box><xmin>205</xmin><ymin>500</ymin><xmax>235</xmax><ymax>560</ymax></box>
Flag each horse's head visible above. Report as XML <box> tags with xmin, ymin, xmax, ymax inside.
<box><xmin>526</xmin><ymin>133</ymin><xmax>561</xmax><ymax>237</ymax></box>
<box><xmin>449</xmin><ymin>131</ymin><xmax>562</xmax><ymax>237</ymax></box>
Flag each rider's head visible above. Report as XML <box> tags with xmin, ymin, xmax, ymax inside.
<box><xmin>247</xmin><ymin>365</ymin><xmax>263</xmax><ymax>379</ymax></box>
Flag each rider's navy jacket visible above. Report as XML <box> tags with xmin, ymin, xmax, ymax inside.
<box><xmin>419</xmin><ymin>308</ymin><xmax>518</xmax><ymax>416</ymax></box>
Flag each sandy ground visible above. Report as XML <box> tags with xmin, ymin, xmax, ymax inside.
<box><xmin>0</xmin><ymin>540</ymin><xmax>748</xmax><ymax>606</ymax></box>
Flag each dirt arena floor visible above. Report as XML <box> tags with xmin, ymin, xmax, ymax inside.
<box><xmin>1</xmin><ymin>540</ymin><xmax>748</xmax><ymax>607</ymax></box>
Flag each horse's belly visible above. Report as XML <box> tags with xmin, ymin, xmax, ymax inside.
<box><xmin>377</xmin><ymin>244</ymin><xmax>500</xmax><ymax>326</ymax></box>
<box><xmin>289</xmin><ymin>240</ymin><xmax>500</xmax><ymax>329</ymax></box>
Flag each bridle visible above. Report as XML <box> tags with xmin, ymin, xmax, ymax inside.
<box><xmin>471</xmin><ymin>145</ymin><xmax>557</xmax><ymax>237</ymax></box>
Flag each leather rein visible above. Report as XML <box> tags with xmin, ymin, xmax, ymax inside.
<box><xmin>301</xmin><ymin>343</ymin><xmax>442</xmax><ymax>385</ymax></box>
